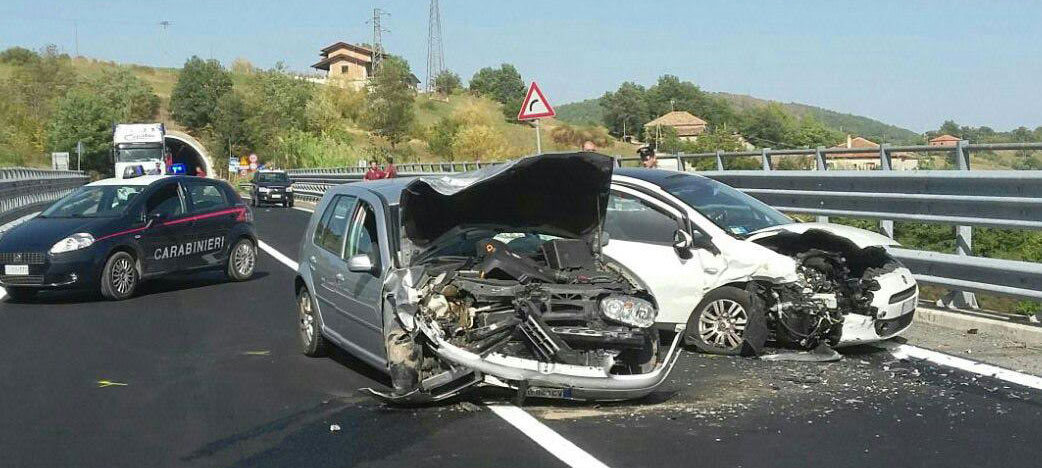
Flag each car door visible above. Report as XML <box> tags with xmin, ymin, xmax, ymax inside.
<box><xmin>601</xmin><ymin>186</ymin><xmax>714</xmax><ymax>326</ymax></box>
<box><xmin>336</xmin><ymin>198</ymin><xmax>386</xmax><ymax>358</ymax></box>
<box><xmin>309</xmin><ymin>195</ymin><xmax>359</xmax><ymax>336</ymax></box>
<box><xmin>182</xmin><ymin>180</ymin><xmax>235</xmax><ymax>269</ymax></box>
<box><xmin>140</xmin><ymin>181</ymin><xmax>189</xmax><ymax>275</ymax></box>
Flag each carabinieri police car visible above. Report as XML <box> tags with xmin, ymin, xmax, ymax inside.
<box><xmin>0</xmin><ymin>175</ymin><xmax>257</xmax><ymax>301</ymax></box>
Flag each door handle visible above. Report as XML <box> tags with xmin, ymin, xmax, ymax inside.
<box><xmin>704</xmin><ymin>267</ymin><xmax>720</xmax><ymax>274</ymax></box>
<box><xmin>335</xmin><ymin>273</ymin><xmax>345</xmax><ymax>282</ymax></box>
<box><xmin>309</xmin><ymin>256</ymin><xmax>317</xmax><ymax>271</ymax></box>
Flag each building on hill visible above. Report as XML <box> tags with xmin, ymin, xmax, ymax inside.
<box><xmin>828</xmin><ymin>135</ymin><xmax>918</xmax><ymax>170</ymax></box>
<box><xmin>929</xmin><ymin>134</ymin><xmax>961</xmax><ymax>146</ymax></box>
<box><xmin>644</xmin><ymin>111</ymin><xmax>708</xmax><ymax>143</ymax></box>
<box><xmin>311</xmin><ymin>42</ymin><xmax>374</xmax><ymax>90</ymax></box>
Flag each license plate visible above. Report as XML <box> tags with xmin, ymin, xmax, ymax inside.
<box><xmin>525</xmin><ymin>386</ymin><xmax>572</xmax><ymax>399</ymax></box>
<box><xmin>270</xmin><ymin>194</ymin><xmax>281</xmax><ymax>199</ymax></box>
<box><xmin>4</xmin><ymin>265</ymin><xmax>29</xmax><ymax>276</ymax></box>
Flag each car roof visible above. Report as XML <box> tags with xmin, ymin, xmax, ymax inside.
<box><xmin>327</xmin><ymin>177</ymin><xmax>414</xmax><ymax>205</ymax></box>
<box><xmin>613</xmin><ymin>167</ymin><xmax>710</xmax><ymax>185</ymax></box>
<box><xmin>87</xmin><ymin>175</ymin><xmax>172</xmax><ymax>187</ymax></box>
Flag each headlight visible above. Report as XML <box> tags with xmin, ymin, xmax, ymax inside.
<box><xmin>258</xmin><ymin>187</ymin><xmax>271</xmax><ymax>193</ymax></box>
<box><xmin>600</xmin><ymin>295</ymin><xmax>657</xmax><ymax>328</ymax></box>
<box><xmin>50</xmin><ymin>233</ymin><xmax>95</xmax><ymax>254</ymax></box>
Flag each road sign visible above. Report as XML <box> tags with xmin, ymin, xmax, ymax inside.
<box><xmin>51</xmin><ymin>152</ymin><xmax>70</xmax><ymax>171</ymax></box>
<box><xmin>248</xmin><ymin>153</ymin><xmax>258</xmax><ymax>164</ymax></box>
<box><xmin>517</xmin><ymin>82</ymin><xmax>555</xmax><ymax>121</ymax></box>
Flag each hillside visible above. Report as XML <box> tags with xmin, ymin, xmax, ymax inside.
<box><xmin>555</xmin><ymin>91</ymin><xmax>922</xmax><ymax>145</ymax></box>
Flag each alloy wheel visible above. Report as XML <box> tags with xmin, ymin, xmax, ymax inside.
<box><xmin>233</xmin><ymin>242</ymin><xmax>256</xmax><ymax>277</ymax></box>
<box><xmin>111</xmin><ymin>257</ymin><xmax>135</xmax><ymax>295</ymax></box>
<box><xmin>299</xmin><ymin>292</ymin><xmax>315</xmax><ymax>346</ymax></box>
<box><xmin>697</xmin><ymin>299</ymin><xmax>748</xmax><ymax>349</ymax></box>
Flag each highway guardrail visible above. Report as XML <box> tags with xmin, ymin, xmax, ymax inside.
<box><xmin>0</xmin><ymin>168</ymin><xmax>89</xmax><ymax>227</ymax></box>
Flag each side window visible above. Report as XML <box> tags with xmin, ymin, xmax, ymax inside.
<box><xmin>145</xmin><ymin>183</ymin><xmax>185</xmax><ymax>218</ymax></box>
<box><xmin>186</xmin><ymin>183</ymin><xmax>229</xmax><ymax>213</ymax></box>
<box><xmin>345</xmin><ymin>201</ymin><xmax>380</xmax><ymax>270</ymax></box>
<box><xmin>314</xmin><ymin>196</ymin><xmax>357</xmax><ymax>256</ymax></box>
<box><xmin>604</xmin><ymin>191</ymin><xmax>679</xmax><ymax>245</ymax></box>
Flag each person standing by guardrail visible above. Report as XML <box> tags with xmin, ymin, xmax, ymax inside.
<box><xmin>364</xmin><ymin>161</ymin><xmax>385</xmax><ymax>181</ymax></box>
<box><xmin>384</xmin><ymin>157</ymin><xmax>398</xmax><ymax>178</ymax></box>
<box><xmin>638</xmin><ymin>146</ymin><xmax>658</xmax><ymax>168</ymax></box>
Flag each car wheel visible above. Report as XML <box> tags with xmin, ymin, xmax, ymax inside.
<box><xmin>685</xmin><ymin>286</ymin><xmax>767</xmax><ymax>356</ymax></box>
<box><xmin>298</xmin><ymin>288</ymin><xmax>329</xmax><ymax>357</ymax></box>
<box><xmin>226</xmin><ymin>238</ymin><xmax>256</xmax><ymax>281</ymax></box>
<box><xmin>4</xmin><ymin>287</ymin><xmax>37</xmax><ymax>302</ymax></box>
<box><xmin>100</xmin><ymin>251</ymin><xmax>138</xmax><ymax>301</ymax></box>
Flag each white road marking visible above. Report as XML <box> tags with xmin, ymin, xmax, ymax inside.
<box><xmin>292</xmin><ymin>206</ymin><xmax>314</xmax><ymax>214</ymax></box>
<box><xmin>488</xmin><ymin>405</ymin><xmax>611</xmax><ymax>468</ymax></box>
<box><xmin>255</xmin><ymin>237</ymin><xmax>611</xmax><ymax>468</ymax></box>
<box><xmin>0</xmin><ymin>288</ymin><xmax>6</xmax><ymax>300</ymax></box>
<box><xmin>257</xmin><ymin>240</ymin><xmax>298</xmax><ymax>271</ymax></box>
<box><xmin>890</xmin><ymin>344</ymin><xmax>1042</xmax><ymax>391</ymax></box>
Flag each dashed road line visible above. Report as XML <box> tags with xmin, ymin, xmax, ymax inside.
<box><xmin>889</xmin><ymin>343</ymin><xmax>1042</xmax><ymax>390</ymax></box>
<box><xmin>254</xmin><ymin>234</ymin><xmax>611</xmax><ymax>468</ymax></box>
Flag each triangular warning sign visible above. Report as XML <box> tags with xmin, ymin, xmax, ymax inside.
<box><xmin>517</xmin><ymin>82</ymin><xmax>556</xmax><ymax>120</ymax></box>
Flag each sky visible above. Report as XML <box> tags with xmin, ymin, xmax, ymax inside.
<box><xmin>1</xmin><ymin>0</ymin><xmax>1040</xmax><ymax>132</ymax></box>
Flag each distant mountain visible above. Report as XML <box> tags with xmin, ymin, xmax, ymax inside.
<box><xmin>555</xmin><ymin>92</ymin><xmax>922</xmax><ymax>145</ymax></box>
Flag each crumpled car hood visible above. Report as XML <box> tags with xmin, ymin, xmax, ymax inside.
<box><xmin>746</xmin><ymin>222</ymin><xmax>900</xmax><ymax>249</ymax></box>
<box><xmin>400</xmin><ymin>152</ymin><xmax>614</xmax><ymax>247</ymax></box>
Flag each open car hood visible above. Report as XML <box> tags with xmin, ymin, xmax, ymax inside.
<box><xmin>746</xmin><ymin>222</ymin><xmax>901</xmax><ymax>249</ymax></box>
<box><xmin>400</xmin><ymin>152</ymin><xmax>614</xmax><ymax>247</ymax></box>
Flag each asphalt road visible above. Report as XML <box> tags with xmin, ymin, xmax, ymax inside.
<box><xmin>2</xmin><ymin>206</ymin><xmax>1041</xmax><ymax>468</ymax></box>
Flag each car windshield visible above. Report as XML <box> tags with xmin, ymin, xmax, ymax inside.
<box><xmin>658</xmin><ymin>173</ymin><xmax>792</xmax><ymax>237</ymax></box>
<box><xmin>40</xmin><ymin>185</ymin><xmax>145</xmax><ymax>218</ymax></box>
<box><xmin>116</xmin><ymin>146</ymin><xmax>163</xmax><ymax>162</ymax></box>
<box><xmin>256</xmin><ymin>173</ymin><xmax>288</xmax><ymax>183</ymax></box>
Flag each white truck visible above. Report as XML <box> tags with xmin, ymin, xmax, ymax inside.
<box><xmin>112</xmin><ymin>123</ymin><xmax>167</xmax><ymax>178</ymax></box>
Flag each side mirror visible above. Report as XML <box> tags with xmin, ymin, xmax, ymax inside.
<box><xmin>346</xmin><ymin>253</ymin><xmax>376</xmax><ymax>273</ymax></box>
<box><xmin>673</xmin><ymin>229</ymin><xmax>693</xmax><ymax>250</ymax></box>
<box><xmin>146</xmin><ymin>212</ymin><xmax>166</xmax><ymax>226</ymax></box>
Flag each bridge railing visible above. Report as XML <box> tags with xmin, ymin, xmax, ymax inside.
<box><xmin>0</xmin><ymin>168</ymin><xmax>89</xmax><ymax>227</ymax></box>
<box><xmin>283</xmin><ymin>143</ymin><xmax>1042</xmax><ymax>306</ymax></box>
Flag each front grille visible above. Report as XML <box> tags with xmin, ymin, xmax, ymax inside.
<box><xmin>875</xmin><ymin>312</ymin><xmax>915</xmax><ymax>337</ymax></box>
<box><xmin>0</xmin><ymin>252</ymin><xmax>45</xmax><ymax>265</ymax></box>
<box><xmin>1</xmin><ymin>275</ymin><xmax>44</xmax><ymax>285</ymax></box>
<box><xmin>888</xmin><ymin>285</ymin><xmax>917</xmax><ymax>304</ymax></box>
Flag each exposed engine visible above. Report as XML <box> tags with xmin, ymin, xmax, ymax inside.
<box><xmin>752</xmin><ymin>230</ymin><xmax>901</xmax><ymax>349</ymax></box>
<box><xmin>408</xmin><ymin>237</ymin><xmax>659</xmax><ymax>377</ymax></box>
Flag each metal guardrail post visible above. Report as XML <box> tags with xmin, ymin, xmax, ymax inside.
<box><xmin>715</xmin><ymin>150</ymin><xmax>725</xmax><ymax>171</ymax></box>
<box><xmin>939</xmin><ymin>140</ymin><xmax>980</xmax><ymax>309</ymax></box>
<box><xmin>814</xmin><ymin>147</ymin><xmax>829</xmax><ymax>223</ymax></box>
<box><xmin>878</xmin><ymin>144</ymin><xmax>895</xmax><ymax>238</ymax></box>
<box><xmin>761</xmin><ymin>148</ymin><xmax>772</xmax><ymax>171</ymax></box>
<box><xmin>677</xmin><ymin>154</ymin><xmax>687</xmax><ymax>172</ymax></box>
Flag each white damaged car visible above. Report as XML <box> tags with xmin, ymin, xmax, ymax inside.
<box><xmin>601</xmin><ymin>168</ymin><xmax>918</xmax><ymax>355</ymax></box>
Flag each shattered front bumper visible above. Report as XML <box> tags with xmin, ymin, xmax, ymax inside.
<box><xmin>837</xmin><ymin>267</ymin><xmax>918</xmax><ymax>346</ymax></box>
<box><xmin>428</xmin><ymin>330</ymin><xmax>685</xmax><ymax>401</ymax></box>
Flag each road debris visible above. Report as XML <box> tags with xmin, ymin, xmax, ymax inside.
<box><xmin>329</xmin><ymin>424</ymin><xmax>341</xmax><ymax>432</ymax></box>
<box><xmin>96</xmin><ymin>380</ymin><xmax>128</xmax><ymax>388</ymax></box>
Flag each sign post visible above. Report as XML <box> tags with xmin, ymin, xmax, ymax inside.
<box><xmin>517</xmin><ymin>82</ymin><xmax>555</xmax><ymax>154</ymax></box>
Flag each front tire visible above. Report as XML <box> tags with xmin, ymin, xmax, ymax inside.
<box><xmin>226</xmin><ymin>238</ymin><xmax>256</xmax><ymax>281</ymax></box>
<box><xmin>298</xmin><ymin>288</ymin><xmax>329</xmax><ymax>357</ymax></box>
<box><xmin>685</xmin><ymin>286</ymin><xmax>767</xmax><ymax>356</ymax></box>
<box><xmin>4</xmin><ymin>287</ymin><xmax>37</xmax><ymax>302</ymax></box>
<box><xmin>100</xmin><ymin>252</ymin><xmax>138</xmax><ymax>301</ymax></box>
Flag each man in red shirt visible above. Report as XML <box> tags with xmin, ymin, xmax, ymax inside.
<box><xmin>364</xmin><ymin>161</ymin><xmax>385</xmax><ymax>181</ymax></box>
<box><xmin>384</xmin><ymin>157</ymin><xmax>398</xmax><ymax>178</ymax></box>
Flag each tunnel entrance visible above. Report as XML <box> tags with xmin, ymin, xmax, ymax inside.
<box><xmin>164</xmin><ymin>130</ymin><xmax>214</xmax><ymax>178</ymax></box>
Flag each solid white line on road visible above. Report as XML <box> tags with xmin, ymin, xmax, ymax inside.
<box><xmin>257</xmin><ymin>240</ymin><xmax>298</xmax><ymax>271</ymax></box>
<box><xmin>890</xmin><ymin>344</ymin><xmax>1042</xmax><ymax>391</ymax></box>
<box><xmin>292</xmin><ymin>206</ymin><xmax>314</xmax><ymax>214</ymax></box>
<box><xmin>254</xmin><ymin>237</ymin><xmax>611</xmax><ymax>468</ymax></box>
<box><xmin>488</xmin><ymin>405</ymin><xmax>611</xmax><ymax>468</ymax></box>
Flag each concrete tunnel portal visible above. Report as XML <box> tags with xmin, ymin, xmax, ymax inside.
<box><xmin>164</xmin><ymin>130</ymin><xmax>215</xmax><ymax>178</ymax></box>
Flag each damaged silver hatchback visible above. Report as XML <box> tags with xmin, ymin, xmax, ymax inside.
<box><xmin>294</xmin><ymin>153</ymin><xmax>682</xmax><ymax>403</ymax></box>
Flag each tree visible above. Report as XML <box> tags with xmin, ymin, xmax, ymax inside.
<box><xmin>241</xmin><ymin>63</ymin><xmax>314</xmax><ymax>156</ymax></box>
<box><xmin>469</xmin><ymin>64</ymin><xmax>525</xmax><ymax>119</ymax></box>
<box><xmin>740</xmin><ymin>103</ymin><xmax>796</xmax><ymax>148</ymax></box>
<box><xmin>0</xmin><ymin>46</ymin><xmax>40</xmax><ymax>65</ymax></box>
<box><xmin>646</xmin><ymin>75</ymin><xmax>737</xmax><ymax>129</ymax></box>
<box><xmin>93</xmin><ymin>68</ymin><xmax>160</xmax><ymax>122</ymax></box>
<box><xmin>433</xmin><ymin>70</ymin><xmax>462</xmax><ymax>95</ymax></box>
<box><xmin>170</xmin><ymin>56</ymin><xmax>233</xmax><ymax>131</ymax></box>
<box><xmin>789</xmin><ymin>116</ymin><xmax>842</xmax><ymax>148</ymax></box>
<box><xmin>213</xmin><ymin>91</ymin><xmax>249</xmax><ymax>156</ymax></box>
<box><xmin>600</xmin><ymin>82</ymin><xmax>651</xmax><ymax>138</ymax></box>
<box><xmin>363</xmin><ymin>56</ymin><xmax>416</xmax><ymax>147</ymax></box>
<box><xmin>427</xmin><ymin>117</ymin><xmax>460</xmax><ymax>159</ymax></box>
<box><xmin>452</xmin><ymin>124</ymin><xmax>509</xmax><ymax>160</ymax></box>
